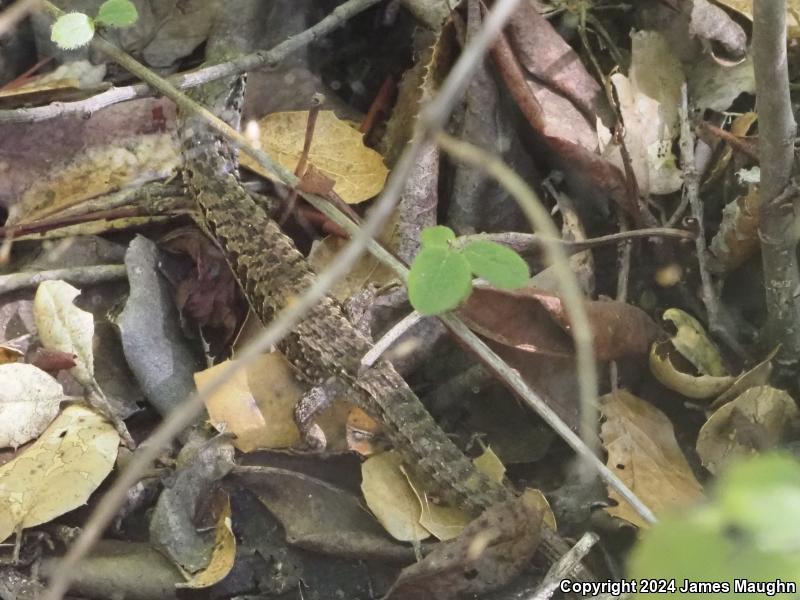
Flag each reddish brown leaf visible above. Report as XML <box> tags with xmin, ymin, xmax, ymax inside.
<box><xmin>505</xmin><ymin>1</ymin><xmax>613</xmax><ymax>126</ymax></box>
<box><xmin>460</xmin><ymin>287</ymin><xmax>662</xmax><ymax>361</ymax></box>
<box><xmin>161</xmin><ymin>227</ymin><xmax>245</xmax><ymax>343</ymax></box>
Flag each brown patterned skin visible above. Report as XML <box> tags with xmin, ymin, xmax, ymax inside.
<box><xmin>179</xmin><ymin>68</ymin><xmax>592</xmax><ymax>577</ymax></box>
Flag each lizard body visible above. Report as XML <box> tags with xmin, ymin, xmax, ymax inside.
<box><xmin>179</xmin><ymin>40</ymin><xmax>593</xmax><ymax>577</ymax></box>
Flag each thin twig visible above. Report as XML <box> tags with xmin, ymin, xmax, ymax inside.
<box><xmin>462</xmin><ymin>227</ymin><xmax>694</xmax><ymax>256</ymax></box>
<box><xmin>679</xmin><ymin>84</ymin><xmax>744</xmax><ymax>358</ymax></box>
<box><xmin>527</xmin><ymin>532</ymin><xmax>600</xmax><ymax>600</ymax></box>
<box><xmin>361</xmin><ymin>311</ymin><xmax>424</xmax><ymax>369</ymax></box>
<box><xmin>0</xmin><ymin>0</ymin><xmax>383</xmax><ymax>123</ymax></box>
<box><xmin>0</xmin><ymin>265</ymin><xmax>126</xmax><ymax>295</ymax></box>
<box><xmin>42</xmin><ymin>1</ymin><xmax>525</xmax><ymax>598</ymax></box>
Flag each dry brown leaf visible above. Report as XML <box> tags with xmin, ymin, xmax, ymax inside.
<box><xmin>599</xmin><ymin>32</ymin><xmax>684</xmax><ymax>196</ymax></box>
<box><xmin>459</xmin><ymin>287</ymin><xmax>661</xmax><ymax>361</ymax></box>
<box><xmin>385</xmin><ymin>494</ymin><xmax>544</xmax><ymax>600</ymax></box>
<box><xmin>710</xmin><ymin>185</ymin><xmax>760</xmax><ymax>273</ymax></box>
<box><xmin>0</xmin><ymin>405</ymin><xmax>120</xmax><ymax>543</ymax></box>
<box><xmin>697</xmin><ymin>386</ymin><xmax>799</xmax><ymax>474</ymax></box>
<box><xmin>12</xmin><ymin>133</ymin><xmax>179</xmax><ymax>224</ymax></box>
<box><xmin>600</xmin><ymin>390</ymin><xmax>703</xmax><ymax>528</ymax></box>
<box><xmin>194</xmin><ymin>354</ymin><xmax>302</xmax><ymax>453</ymax></box>
<box><xmin>240</xmin><ymin>111</ymin><xmax>388</xmax><ymax>204</ymax></box>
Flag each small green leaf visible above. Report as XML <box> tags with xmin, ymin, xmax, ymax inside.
<box><xmin>408</xmin><ymin>247</ymin><xmax>472</xmax><ymax>315</ymax></box>
<box><xmin>420</xmin><ymin>226</ymin><xmax>456</xmax><ymax>249</ymax></box>
<box><xmin>462</xmin><ymin>240</ymin><xmax>529</xmax><ymax>289</ymax></box>
<box><xmin>96</xmin><ymin>0</ymin><xmax>138</xmax><ymax>27</ymax></box>
<box><xmin>51</xmin><ymin>13</ymin><xmax>95</xmax><ymax>50</ymax></box>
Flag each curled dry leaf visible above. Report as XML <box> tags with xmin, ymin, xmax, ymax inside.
<box><xmin>697</xmin><ymin>386</ymin><xmax>799</xmax><ymax>475</ymax></box>
<box><xmin>194</xmin><ymin>353</ymin><xmax>302</xmax><ymax>453</ymax></box>
<box><xmin>0</xmin><ymin>405</ymin><xmax>120</xmax><ymax>543</ymax></box>
<box><xmin>0</xmin><ymin>363</ymin><xmax>65</xmax><ymax>449</ymax></box>
<box><xmin>662</xmin><ymin>308</ymin><xmax>727</xmax><ymax>376</ymax></box>
<box><xmin>33</xmin><ymin>280</ymin><xmax>94</xmax><ymax>388</ymax></box>
<box><xmin>710</xmin><ymin>185</ymin><xmax>760</xmax><ymax>273</ymax></box>
<box><xmin>600</xmin><ymin>390</ymin><xmax>703</xmax><ymax>528</ymax></box>
<box><xmin>239</xmin><ymin>111</ymin><xmax>388</xmax><ymax>204</ymax></box>
<box><xmin>649</xmin><ymin>340</ymin><xmax>734</xmax><ymax>400</ymax></box>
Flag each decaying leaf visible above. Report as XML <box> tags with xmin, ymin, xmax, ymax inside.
<box><xmin>12</xmin><ymin>133</ymin><xmax>179</xmax><ymax>224</ymax></box>
<box><xmin>0</xmin><ymin>405</ymin><xmax>119</xmax><ymax>543</ymax></box>
<box><xmin>149</xmin><ymin>437</ymin><xmax>235</xmax><ymax>573</ymax></box>
<box><xmin>33</xmin><ymin>280</ymin><xmax>94</xmax><ymax>387</ymax></box>
<box><xmin>709</xmin><ymin>347</ymin><xmax>778</xmax><ymax>409</ymax></box>
<box><xmin>232</xmin><ymin>465</ymin><xmax>412</xmax><ymax>561</ymax></box>
<box><xmin>697</xmin><ymin>386</ymin><xmax>799</xmax><ymax>475</ymax></box>
<box><xmin>0</xmin><ymin>363</ymin><xmax>65</xmax><ymax>449</ymax></box>
<box><xmin>710</xmin><ymin>185</ymin><xmax>760</xmax><ymax>272</ymax></box>
<box><xmin>195</xmin><ymin>353</ymin><xmax>302</xmax><ymax>453</ymax></box>
<box><xmin>599</xmin><ymin>32</ymin><xmax>684</xmax><ymax>196</ymax></box>
<box><xmin>600</xmin><ymin>390</ymin><xmax>704</xmax><ymax>528</ymax></box>
<box><xmin>385</xmin><ymin>494</ymin><xmax>544</xmax><ymax>600</ymax></box>
<box><xmin>176</xmin><ymin>496</ymin><xmax>236</xmax><ymax>589</ymax></box>
<box><xmin>662</xmin><ymin>308</ymin><xmax>727</xmax><ymax>377</ymax></box>
<box><xmin>240</xmin><ymin>111</ymin><xmax>388</xmax><ymax>204</ymax></box>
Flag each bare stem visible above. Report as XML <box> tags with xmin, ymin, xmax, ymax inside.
<box><xmin>753</xmin><ymin>0</ymin><xmax>800</xmax><ymax>363</ymax></box>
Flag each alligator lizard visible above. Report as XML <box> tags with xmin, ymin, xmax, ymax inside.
<box><xmin>179</xmin><ymin>34</ymin><xmax>594</xmax><ymax>582</ymax></box>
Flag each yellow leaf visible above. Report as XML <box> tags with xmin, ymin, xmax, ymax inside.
<box><xmin>240</xmin><ymin>111</ymin><xmax>388</xmax><ymax>204</ymax></box>
<box><xmin>34</xmin><ymin>280</ymin><xmax>95</xmax><ymax>387</ymax></box>
<box><xmin>0</xmin><ymin>405</ymin><xmax>119</xmax><ymax>542</ymax></box>
<box><xmin>662</xmin><ymin>308</ymin><xmax>727</xmax><ymax>377</ymax></box>
<box><xmin>361</xmin><ymin>451</ymin><xmax>430</xmax><ymax>543</ymax></box>
<box><xmin>600</xmin><ymin>390</ymin><xmax>703</xmax><ymax>528</ymax></box>
<box><xmin>649</xmin><ymin>340</ymin><xmax>734</xmax><ymax>400</ymax></box>
<box><xmin>194</xmin><ymin>354</ymin><xmax>302</xmax><ymax>453</ymax></box>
